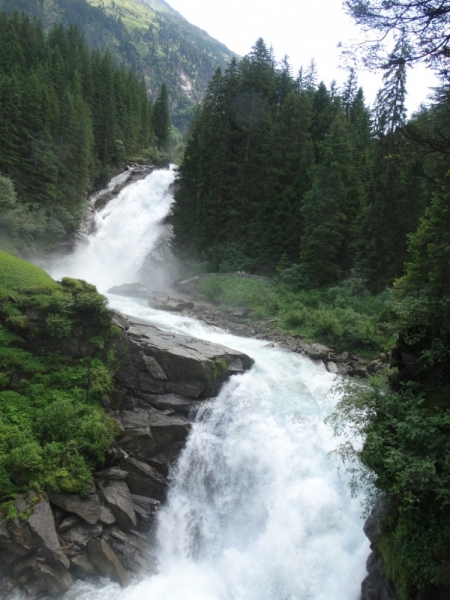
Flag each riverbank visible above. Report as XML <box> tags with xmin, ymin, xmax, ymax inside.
<box><xmin>0</xmin><ymin>255</ymin><xmax>254</xmax><ymax>597</ymax></box>
<box><xmin>108</xmin><ymin>282</ymin><xmax>391</xmax><ymax>378</ymax></box>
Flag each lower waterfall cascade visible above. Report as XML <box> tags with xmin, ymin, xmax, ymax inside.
<box><xmin>42</xmin><ymin>166</ymin><xmax>369</xmax><ymax>600</ymax></box>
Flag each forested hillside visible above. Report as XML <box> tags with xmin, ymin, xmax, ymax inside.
<box><xmin>173</xmin><ymin>34</ymin><xmax>450</xmax><ymax>600</ymax></box>
<box><xmin>173</xmin><ymin>38</ymin><xmax>446</xmax><ymax>290</ymax></box>
<box><xmin>0</xmin><ymin>0</ymin><xmax>237</xmax><ymax>130</ymax></box>
<box><xmin>0</xmin><ymin>12</ymin><xmax>156</xmax><ymax>254</ymax></box>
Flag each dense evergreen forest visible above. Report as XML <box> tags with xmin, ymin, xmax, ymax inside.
<box><xmin>173</xmin><ymin>38</ymin><xmax>447</xmax><ymax>290</ymax></box>
<box><xmin>0</xmin><ymin>11</ymin><xmax>163</xmax><ymax>255</ymax></box>
<box><xmin>173</xmin><ymin>26</ymin><xmax>450</xmax><ymax>600</ymax></box>
<box><xmin>0</xmin><ymin>0</ymin><xmax>237</xmax><ymax>131</ymax></box>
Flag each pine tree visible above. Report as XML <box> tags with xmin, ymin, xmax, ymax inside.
<box><xmin>152</xmin><ymin>82</ymin><xmax>171</xmax><ymax>151</ymax></box>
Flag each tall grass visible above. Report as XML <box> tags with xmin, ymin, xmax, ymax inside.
<box><xmin>197</xmin><ymin>276</ymin><xmax>394</xmax><ymax>353</ymax></box>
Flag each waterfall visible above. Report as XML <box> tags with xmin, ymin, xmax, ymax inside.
<box><xmin>49</xmin><ymin>167</ymin><xmax>176</xmax><ymax>292</ymax></box>
<box><xmin>46</xmin><ymin>167</ymin><xmax>369</xmax><ymax>600</ymax></box>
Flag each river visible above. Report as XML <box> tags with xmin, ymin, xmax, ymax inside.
<box><xmin>47</xmin><ymin>166</ymin><xmax>368</xmax><ymax>600</ymax></box>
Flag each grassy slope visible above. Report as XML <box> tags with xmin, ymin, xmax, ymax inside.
<box><xmin>197</xmin><ymin>277</ymin><xmax>394</xmax><ymax>355</ymax></box>
<box><xmin>0</xmin><ymin>251</ymin><xmax>58</xmax><ymax>292</ymax></box>
<box><xmin>0</xmin><ymin>251</ymin><xmax>117</xmax><ymax>508</ymax></box>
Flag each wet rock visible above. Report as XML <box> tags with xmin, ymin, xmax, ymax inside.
<box><xmin>227</xmin><ymin>358</ymin><xmax>245</xmax><ymax>373</ymax></box>
<box><xmin>106</xmin><ymin>527</ymin><xmax>156</xmax><ymax>574</ymax></box>
<box><xmin>148</xmin><ymin>410</ymin><xmax>191</xmax><ymax>448</ymax></box>
<box><xmin>0</xmin><ymin>576</ymin><xmax>18</xmax><ymax>596</ymax></box>
<box><xmin>87</xmin><ymin>539</ymin><xmax>130</xmax><ymax>587</ymax></box>
<box><xmin>57</xmin><ymin>516</ymin><xmax>80</xmax><ymax>533</ymax></box>
<box><xmin>145</xmin><ymin>392</ymin><xmax>201</xmax><ymax>415</ymax></box>
<box><xmin>123</xmin><ymin>457</ymin><xmax>168</xmax><ymax>501</ymax></box>
<box><xmin>23</xmin><ymin>560</ymin><xmax>72</xmax><ymax>597</ymax></box>
<box><xmin>13</xmin><ymin>554</ymin><xmax>72</xmax><ymax>596</ymax></box>
<box><xmin>350</xmin><ymin>365</ymin><xmax>368</xmax><ymax>378</ymax></box>
<box><xmin>70</xmin><ymin>553</ymin><xmax>98</xmax><ymax>577</ymax></box>
<box><xmin>138</xmin><ymin>372</ymin><xmax>166</xmax><ymax>394</ymax></box>
<box><xmin>15</xmin><ymin>492</ymin><xmax>69</xmax><ymax>569</ymax></box>
<box><xmin>361</xmin><ymin>552</ymin><xmax>396</xmax><ymax>600</ymax></box>
<box><xmin>107</xmin><ymin>283</ymin><xmax>149</xmax><ymax>299</ymax></box>
<box><xmin>337</xmin><ymin>363</ymin><xmax>352</xmax><ymax>375</ymax></box>
<box><xmin>175</xmin><ymin>276</ymin><xmax>199</xmax><ymax>293</ymax></box>
<box><xmin>130</xmin><ymin>495</ymin><xmax>160</xmax><ymax>531</ymax></box>
<box><xmin>326</xmin><ymin>361</ymin><xmax>338</xmax><ymax>374</ymax></box>
<box><xmin>118</xmin><ymin>408</ymin><xmax>158</xmax><ymax>456</ymax></box>
<box><xmin>146</xmin><ymin>441</ymin><xmax>185</xmax><ymax>476</ymax></box>
<box><xmin>304</xmin><ymin>342</ymin><xmax>331</xmax><ymax>360</ymax></box>
<box><xmin>165</xmin><ymin>380</ymin><xmax>205</xmax><ymax>398</ymax></box>
<box><xmin>152</xmin><ymin>300</ymin><xmax>194</xmax><ymax>312</ymax></box>
<box><xmin>99</xmin><ymin>506</ymin><xmax>116</xmax><ymax>526</ymax></box>
<box><xmin>0</xmin><ymin>520</ymin><xmax>33</xmax><ymax>556</ymax></box>
<box><xmin>98</xmin><ymin>481</ymin><xmax>136</xmax><ymax>531</ymax></box>
<box><xmin>95</xmin><ymin>467</ymin><xmax>129</xmax><ymax>481</ymax></box>
<box><xmin>121</xmin><ymin>408</ymin><xmax>151</xmax><ymax>430</ymax></box>
<box><xmin>49</xmin><ymin>488</ymin><xmax>101</xmax><ymax>525</ymax></box>
<box><xmin>110</xmin><ymin>311</ymin><xmax>130</xmax><ymax>331</ymax></box>
<box><xmin>116</xmin><ymin>316</ymin><xmax>254</xmax><ymax>399</ymax></box>
<box><xmin>59</xmin><ymin>522</ymin><xmax>102</xmax><ymax>549</ymax></box>
<box><xmin>119</xmin><ymin>428</ymin><xmax>158</xmax><ymax>457</ymax></box>
<box><xmin>361</xmin><ymin>499</ymin><xmax>397</xmax><ymax>600</ymax></box>
<box><xmin>333</xmin><ymin>351</ymin><xmax>349</xmax><ymax>363</ymax></box>
<box><xmin>142</xmin><ymin>355</ymin><xmax>167</xmax><ymax>380</ymax></box>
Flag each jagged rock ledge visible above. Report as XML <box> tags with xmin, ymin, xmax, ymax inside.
<box><xmin>0</xmin><ymin>312</ymin><xmax>254</xmax><ymax>598</ymax></box>
<box><xmin>107</xmin><ymin>282</ymin><xmax>390</xmax><ymax>377</ymax></box>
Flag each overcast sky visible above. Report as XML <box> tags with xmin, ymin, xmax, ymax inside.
<box><xmin>166</xmin><ymin>0</ymin><xmax>438</xmax><ymax>114</ymax></box>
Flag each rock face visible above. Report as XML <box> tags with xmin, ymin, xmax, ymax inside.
<box><xmin>112</xmin><ymin>313</ymin><xmax>254</xmax><ymax>399</ymax></box>
<box><xmin>0</xmin><ymin>309</ymin><xmax>254</xmax><ymax>598</ymax></box>
<box><xmin>361</xmin><ymin>499</ymin><xmax>398</xmax><ymax>600</ymax></box>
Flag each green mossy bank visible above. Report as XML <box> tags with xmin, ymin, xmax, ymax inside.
<box><xmin>0</xmin><ymin>251</ymin><xmax>119</xmax><ymax>513</ymax></box>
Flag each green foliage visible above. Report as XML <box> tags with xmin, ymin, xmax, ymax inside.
<box><xmin>197</xmin><ymin>275</ymin><xmax>392</xmax><ymax>352</ymax></box>
<box><xmin>327</xmin><ymin>376</ymin><xmax>450</xmax><ymax>598</ymax></box>
<box><xmin>0</xmin><ymin>12</ymin><xmax>156</xmax><ymax>254</ymax></box>
<box><xmin>0</xmin><ymin>252</ymin><xmax>119</xmax><ymax>504</ymax></box>
<box><xmin>0</xmin><ymin>250</ymin><xmax>57</xmax><ymax>291</ymax></box>
<box><xmin>0</xmin><ymin>0</ymin><xmax>236</xmax><ymax>135</ymax></box>
<box><xmin>152</xmin><ymin>83</ymin><xmax>171</xmax><ymax>151</ymax></box>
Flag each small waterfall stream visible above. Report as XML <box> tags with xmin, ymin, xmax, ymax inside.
<box><xmin>46</xmin><ymin>167</ymin><xmax>369</xmax><ymax>600</ymax></box>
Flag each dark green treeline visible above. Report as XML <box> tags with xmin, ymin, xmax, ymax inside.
<box><xmin>173</xmin><ymin>38</ymin><xmax>446</xmax><ymax>290</ymax></box>
<box><xmin>0</xmin><ymin>11</ymin><xmax>155</xmax><ymax>253</ymax></box>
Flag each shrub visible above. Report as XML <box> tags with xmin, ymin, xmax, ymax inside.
<box><xmin>327</xmin><ymin>376</ymin><xmax>450</xmax><ymax>599</ymax></box>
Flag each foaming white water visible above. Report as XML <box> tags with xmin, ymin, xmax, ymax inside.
<box><xmin>89</xmin><ymin>169</ymin><xmax>133</xmax><ymax>206</ymax></box>
<box><xmin>44</xmin><ymin>171</ymin><xmax>369</xmax><ymax>600</ymax></box>
<box><xmin>98</xmin><ymin>296</ymin><xmax>369</xmax><ymax>600</ymax></box>
<box><xmin>49</xmin><ymin>167</ymin><xmax>176</xmax><ymax>291</ymax></box>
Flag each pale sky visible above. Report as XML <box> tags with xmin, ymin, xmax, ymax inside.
<box><xmin>167</xmin><ymin>0</ymin><xmax>438</xmax><ymax>114</ymax></box>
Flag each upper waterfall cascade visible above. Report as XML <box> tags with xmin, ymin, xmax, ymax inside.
<box><xmin>45</xmin><ymin>167</ymin><xmax>368</xmax><ymax>600</ymax></box>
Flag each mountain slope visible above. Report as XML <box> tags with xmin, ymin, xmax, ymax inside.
<box><xmin>0</xmin><ymin>0</ymin><xmax>238</xmax><ymax>130</ymax></box>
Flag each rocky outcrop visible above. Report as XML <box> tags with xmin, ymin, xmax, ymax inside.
<box><xmin>112</xmin><ymin>312</ymin><xmax>254</xmax><ymax>399</ymax></box>
<box><xmin>361</xmin><ymin>500</ymin><xmax>397</xmax><ymax>600</ymax></box>
<box><xmin>0</xmin><ymin>310</ymin><xmax>254</xmax><ymax>598</ymax></box>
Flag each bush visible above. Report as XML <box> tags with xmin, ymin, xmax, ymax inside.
<box><xmin>327</xmin><ymin>376</ymin><xmax>450</xmax><ymax>599</ymax></box>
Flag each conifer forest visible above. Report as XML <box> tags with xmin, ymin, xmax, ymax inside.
<box><xmin>0</xmin><ymin>11</ymin><xmax>171</xmax><ymax>255</ymax></box>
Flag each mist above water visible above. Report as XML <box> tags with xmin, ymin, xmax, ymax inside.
<box><xmin>44</xmin><ymin>168</ymin><xmax>368</xmax><ymax>600</ymax></box>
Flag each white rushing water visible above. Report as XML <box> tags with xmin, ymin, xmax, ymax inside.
<box><xmin>50</xmin><ymin>167</ymin><xmax>176</xmax><ymax>292</ymax></box>
<box><xmin>47</xmin><ymin>167</ymin><xmax>369</xmax><ymax>600</ymax></box>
